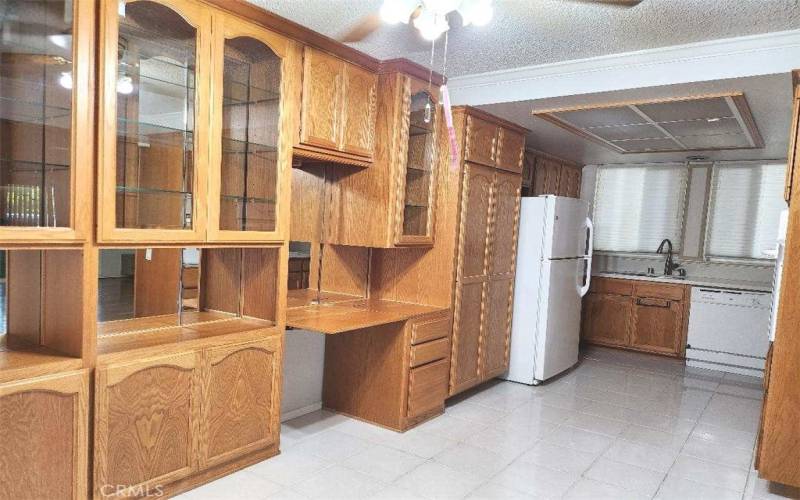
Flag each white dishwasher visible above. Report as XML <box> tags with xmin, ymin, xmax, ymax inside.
<box><xmin>686</xmin><ymin>287</ymin><xmax>772</xmax><ymax>377</ymax></box>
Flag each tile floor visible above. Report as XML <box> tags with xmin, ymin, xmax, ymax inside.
<box><xmin>178</xmin><ymin>347</ymin><xmax>800</xmax><ymax>500</ymax></box>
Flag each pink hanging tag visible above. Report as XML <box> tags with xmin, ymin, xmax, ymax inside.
<box><xmin>440</xmin><ymin>84</ymin><xmax>459</xmax><ymax>172</ymax></box>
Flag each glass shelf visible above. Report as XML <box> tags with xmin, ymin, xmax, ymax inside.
<box><xmin>0</xmin><ymin>159</ymin><xmax>70</xmax><ymax>172</ymax></box>
<box><xmin>221</xmin><ymin>194</ymin><xmax>275</xmax><ymax>204</ymax></box>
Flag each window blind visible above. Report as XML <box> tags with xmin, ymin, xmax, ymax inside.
<box><xmin>593</xmin><ymin>164</ymin><xmax>689</xmax><ymax>253</ymax></box>
<box><xmin>706</xmin><ymin>162</ymin><xmax>787</xmax><ymax>260</ymax></box>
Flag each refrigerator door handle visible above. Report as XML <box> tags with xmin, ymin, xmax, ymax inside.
<box><xmin>579</xmin><ymin>217</ymin><xmax>593</xmax><ymax>297</ymax></box>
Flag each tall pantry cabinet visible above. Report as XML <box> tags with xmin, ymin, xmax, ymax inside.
<box><xmin>449</xmin><ymin>107</ymin><xmax>527</xmax><ymax>395</ymax></box>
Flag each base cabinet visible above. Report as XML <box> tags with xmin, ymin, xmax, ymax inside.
<box><xmin>0</xmin><ymin>370</ymin><xmax>89</xmax><ymax>500</ymax></box>
<box><xmin>94</xmin><ymin>352</ymin><xmax>201</xmax><ymax>498</ymax></box>
<box><xmin>201</xmin><ymin>339</ymin><xmax>281</xmax><ymax>469</ymax></box>
<box><xmin>94</xmin><ymin>336</ymin><xmax>282</xmax><ymax>498</ymax></box>
<box><xmin>581</xmin><ymin>278</ymin><xmax>688</xmax><ymax>357</ymax></box>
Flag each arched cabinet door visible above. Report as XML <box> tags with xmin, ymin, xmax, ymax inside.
<box><xmin>94</xmin><ymin>352</ymin><xmax>201</xmax><ymax>499</ymax></box>
<box><xmin>200</xmin><ymin>337</ymin><xmax>282</xmax><ymax>469</ymax></box>
<box><xmin>0</xmin><ymin>370</ymin><xmax>89</xmax><ymax>500</ymax></box>
<box><xmin>0</xmin><ymin>0</ymin><xmax>94</xmax><ymax>243</ymax></box>
<box><xmin>207</xmin><ymin>13</ymin><xmax>299</xmax><ymax>243</ymax></box>
<box><xmin>97</xmin><ymin>0</ymin><xmax>212</xmax><ymax>242</ymax></box>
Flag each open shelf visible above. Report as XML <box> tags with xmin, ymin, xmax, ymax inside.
<box><xmin>97</xmin><ymin>315</ymin><xmax>275</xmax><ymax>358</ymax></box>
<box><xmin>0</xmin><ymin>335</ymin><xmax>82</xmax><ymax>385</ymax></box>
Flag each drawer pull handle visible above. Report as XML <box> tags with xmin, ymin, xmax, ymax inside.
<box><xmin>636</xmin><ymin>298</ymin><xmax>671</xmax><ymax>308</ymax></box>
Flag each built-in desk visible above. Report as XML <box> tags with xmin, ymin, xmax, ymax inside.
<box><xmin>286</xmin><ymin>290</ymin><xmax>446</xmax><ymax>334</ymax></box>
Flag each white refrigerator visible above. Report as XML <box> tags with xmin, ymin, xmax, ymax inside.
<box><xmin>504</xmin><ymin>196</ymin><xmax>593</xmax><ymax>385</ymax></box>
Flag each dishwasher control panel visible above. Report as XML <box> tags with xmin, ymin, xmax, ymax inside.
<box><xmin>692</xmin><ymin>288</ymin><xmax>772</xmax><ymax>308</ymax></box>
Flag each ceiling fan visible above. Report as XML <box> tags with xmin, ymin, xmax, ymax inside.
<box><xmin>340</xmin><ymin>0</ymin><xmax>644</xmax><ymax>43</ymax></box>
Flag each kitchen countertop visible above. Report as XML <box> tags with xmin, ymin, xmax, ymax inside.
<box><xmin>592</xmin><ymin>272</ymin><xmax>773</xmax><ymax>293</ymax></box>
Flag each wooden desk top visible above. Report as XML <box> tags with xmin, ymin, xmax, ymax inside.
<box><xmin>286</xmin><ymin>297</ymin><xmax>446</xmax><ymax>334</ymax></box>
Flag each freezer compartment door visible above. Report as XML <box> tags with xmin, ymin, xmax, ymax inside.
<box><xmin>533</xmin><ymin>258</ymin><xmax>583</xmax><ymax>381</ymax></box>
<box><xmin>545</xmin><ymin>197</ymin><xmax>591</xmax><ymax>259</ymax></box>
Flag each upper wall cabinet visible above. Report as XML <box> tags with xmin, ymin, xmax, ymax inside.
<box><xmin>324</xmin><ymin>70</ymin><xmax>440</xmax><ymax>248</ymax></box>
<box><xmin>296</xmin><ymin>47</ymin><xmax>377</xmax><ymax>167</ymax></box>
<box><xmin>0</xmin><ymin>0</ymin><xmax>94</xmax><ymax>244</ymax></box>
<box><xmin>464</xmin><ymin>115</ymin><xmax>525</xmax><ymax>174</ymax></box>
<box><xmin>97</xmin><ymin>0</ymin><xmax>297</xmax><ymax>244</ymax></box>
<box><xmin>207</xmin><ymin>12</ymin><xmax>298</xmax><ymax>243</ymax></box>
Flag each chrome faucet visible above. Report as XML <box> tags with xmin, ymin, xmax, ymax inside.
<box><xmin>656</xmin><ymin>238</ymin><xmax>681</xmax><ymax>276</ymax></box>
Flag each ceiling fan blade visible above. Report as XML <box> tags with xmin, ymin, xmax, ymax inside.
<box><xmin>564</xmin><ymin>0</ymin><xmax>643</xmax><ymax>6</ymax></box>
<box><xmin>338</xmin><ymin>13</ymin><xmax>382</xmax><ymax>43</ymax></box>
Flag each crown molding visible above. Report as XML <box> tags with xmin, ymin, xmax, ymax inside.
<box><xmin>446</xmin><ymin>29</ymin><xmax>800</xmax><ymax>106</ymax></box>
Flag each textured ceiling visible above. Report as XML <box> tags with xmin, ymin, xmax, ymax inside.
<box><xmin>479</xmin><ymin>74</ymin><xmax>793</xmax><ymax>165</ymax></box>
<box><xmin>251</xmin><ymin>0</ymin><xmax>800</xmax><ymax>77</ymax></box>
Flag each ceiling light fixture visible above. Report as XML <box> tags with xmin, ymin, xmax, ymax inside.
<box><xmin>380</xmin><ymin>0</ymin><xmax>493</xmax><ymax>40</ymax></box>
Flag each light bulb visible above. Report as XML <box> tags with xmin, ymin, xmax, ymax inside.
<box><xmin>457</xmin><ymin>0</ymin><xmax>493</xmax><ymax>26</ymax></box>
<box><xmin>413</xmin><ymin>9</ymin><xmax>449</xmax><ymax>41</ymax></box>
<box><xmin>380</xmin><ymin>0</ymin><xmax>419</xmax><ymax>24</ymax></box>
<box><xmin>58</xmin><ymin>71</ymin><xmax>73</xmax><ymax>89</ymax></box>
<box><xmin>117</xmin><ymin>75</ymin><xmax>133</xmax><ymax>94</ymax></box>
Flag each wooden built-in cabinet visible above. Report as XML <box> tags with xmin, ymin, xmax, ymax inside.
<box><xmin>522</xmin><ymin>150</ymin><xmax>582</xmax><ymax>198</ymax></box>
<box><xmin>322</xmin><ymin>310</ymin><xmax>451</xmax><ymax>431</ymax></box>
<box><xmin>94</xmin><ymin>335</ymin><xmax>282</xmax><ymax>498</ymax></box>
<box><xmin>448</xmin><ymin>107</ymin><xmax>526</xmax><ymax>396</ymax></box>
<box><xmin>97</xmin><ymin>0</ymin><xmax>298</xmax><ymax>244</ymax></box>
<box><xmin>0</xmin><ymin>370</ymin><xmax>89</xmax><ymax>500</ymax></box>
<box><xmin>581</xmin><ymin>277</ymin><xmax>689</xmax><ymax>357</ymax></box>
<box><xmin>0</xmin><ymin>0</ymin><xmax>95</xmax><ymax>243</ymax></box>
<box><xmin>296</xmin><ymin>47</ymin><xmax>377</xmax><ymax>166</ymax></box>
<box><xmin>325</xmin><ymin>67</ymin><xmax>442</xmax><ymax>247</ymax></box>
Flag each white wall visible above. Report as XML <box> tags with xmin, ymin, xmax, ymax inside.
<box><xmin>582</xmin><ymin>164</ymin><xmax>775</xmax><ymax>285</ymax></box>
<box><xmin>281</xmin><ymin>330</ymin><xmax>325</xmax><ymax>421</ymax></box>
<box><xmin>99</xmin><ymin>249</ymin><xmax>135</xmax><ymax>278</ymax></box>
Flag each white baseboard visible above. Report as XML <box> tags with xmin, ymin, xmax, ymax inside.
<box><xmin>687</xmin><ymin>359</ymin><xmax>763</xmax><ymax>378</ymax></box>
<box><xmin>280</xmin><ymin>402</ymin><xmax>323</xmax><ymax>422</ymax></box>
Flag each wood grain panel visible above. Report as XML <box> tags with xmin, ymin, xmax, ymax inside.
<box><xmin>630</xmin><ymin>297</ymin><xmax>684</xmax><ymax>356</ymax></box>
<box><xmin>589</xmin><ymin>277</ymin><xmax>634</xmax><ymax>296</ymax></box>
<box><xmin>481</xmin><ymin>277</ymin><xmax>514</xmax><ymax>378</ymax></box>
<box><xmin>95</xmin><ymin>353</ymin><xmax>200</xmax><ymax>498</ymax></box>
<box><xmin>201</xmin><ymin>338</ymin><xmax>280</xmax><ymax>469</ymax></box>
<box><xmin>532</xmin><ymin>158</ymin><xmax>562</xmax><ymax>196</ymax></box>
<box><xmin>322</xmin><ymin>322</ymin><xmax>407</xmax><ymax>430</ymax></box>
<box><xmin>407</xmin><ymin>359</ymin><xmax>449</xmax><ymax>418</ymax></box>
<box><xmin>0</xmin><ymin>370</ymin><xmax>88</xmax><ymax>500</ymax></box>
<box><xmin>201</xmin><ymin>248</ymin><xmax>242</xmax><ymax>315</ymax></box>
<box><xmin>6</xmin><ymin>250</ymin><xmax>42</xmax><ymax>345</ymax></box>
<box><xmin>634</xmin><ymin>281</ymin><xmax>685</xmax><ymax>301</ymax></box>
<box><xmin>559</xmin><ymin>166</ymin><xmax>582</xmax><ymax>198</ymax></box>
<box><xmin>409</xmin><ymin>337</ymin><xmax>450</xmax><ymax>368</ymax></box>
<box><xmin>464</xmin><ymin>116</ymin><xmax>497</xmax><ymax>167</ymax></box>
<box><xmin>490</xmin><ymin>171</ymin><xmax>521</xmax><ymax>276</ymax></box>
<box><xmin>450</xmin><ymin>280</ymin><xmax>485</xmax><ymax>394</ymax></box>
<box><xmin>495</xmin><ymin>128</ymin><xmax>525</xmax><ymax>173</ymax></box>
<box><xmin>241</xmin><ymin>248</ymin><xmax>278</xmax><ymax>322</ymax></box>
<box><xmin>459</xmin><ymin>163</ymin><xmax>493</xmax><ymax>279</ymax></box>
<box><xmin>299</xmin><ymin>47</ymin><xmax>342</xmax><ymax>150</ymax></box>
<box><xmin>134</xmin><ymin>249</ymin><xmax>181</xmax><ymax>318</ymax></box>
<box><xmin>340</xmin><ymin>63</ymin><xmax>377</xmax><ymax>158</ymax></box>
<box><xmin>581</xmin><ymin>292</ymin><xmax>632</xmax><ymax>348</ymax></box>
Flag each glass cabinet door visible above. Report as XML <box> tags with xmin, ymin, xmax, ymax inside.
<box><xmin>208</xmin><ymin>15</ymin><xmax>291</xmax><ymax>242</ymax></box>
<box><xmin>99</xmin><ymin>0</ymin><xmax>210</xmax><ymax>241</ymax></box>
<box><xmin>397</xmin><ymin>87</ymin><xmax>438</xmax><ymax>244</ymax></box>
<box><xmin>0</xmin><ymin>0</ymin><xmax>92</xmax><ymax>240</ymax></box>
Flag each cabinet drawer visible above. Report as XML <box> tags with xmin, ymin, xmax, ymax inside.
<box><xmin>635</xmin><ymin>282</ymin><xmax>684</xmax><ymax>301</ymax></box>
<box><xmin>411</xmin><ymin>315</ymin><xmax>450</xmax><ymax>345</ymax></box>
<box><xmin>590</xmin><ymin>277</ymin><xmax>634</xmax><ymax>296</ymax></box>
<box><xmin>410</xmin><ymin>338</ymin><xmax>450</xmax><ymax>368</ymax></box>
<box><xmin>407</xmin><ymin>359</ymin><xmax>449</xmax><ymax>418</ymax></box>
